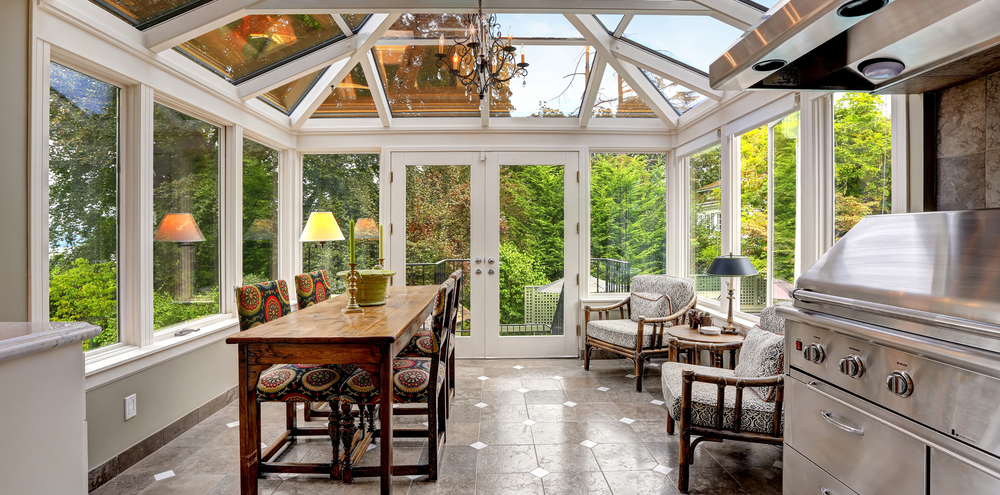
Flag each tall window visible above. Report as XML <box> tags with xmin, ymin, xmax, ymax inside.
<box><xmin>152</xmin><ymin>104</ymin><xmax>220</xmax><ymax>331</ymax></box>
<box><xmin>48</xmin><ymin>63</ymin><xmax>120</xmax><ymax>351</ymax></box>
<box><xmin>590</xmin><ymin>153</ymin><xmax>666</xmax><ymax>293</ymax></box>
<box><xmin>835</xmin><ymin>93</ymin><xmax>891</xmax><ymax>239</ymax></box>
<box><xmin>301</xmin><ymin>154</ymin><xmax>380</xmax><ymax>291</ymax></box>
<box><xmin>242</xmin><ymin>139</ymin><xmax>279</xmax><ymax>283</ymax></box>
<box><xmin>739</xmin><ymin>112</ymin><xmax>799</xmax><ymax>314</ymax></box>
<box><xmin>688</xmin><ymin>145</ymin><xmax>721</xmax><ymax>299</ymax></box>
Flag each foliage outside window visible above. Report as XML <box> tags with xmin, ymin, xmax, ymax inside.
<box><xmin>835</xmin><ymin>93</ymin><xmax>891</xmax><ymax>240</ymax></box>
<box><xmin>48</xmin><ymin>63</ymin><xmax>120</xmax><ymax>351</ymax></box>
<box><xmin>152</xmin><ymin>104</ymin><xmax>220</xmax><ymax>331</ymax></box>
<box><xmin>243</xmin><ymin>139</ymin><xmax>279</xmax><ymax>284</ymax></box>
<box><xmin>688</xmin><ymin>145</ymin><xmax>721</xmax><ymax>299</ymax></box>
<box><xmin>301</xmin><ymin>154</ymin><xmax>380</xmax><ymax>290</ymax></box>
<box><xmin>590</xmin><ymin>153</ymin><xmax>666</xmax><ymax>293</ymax></box>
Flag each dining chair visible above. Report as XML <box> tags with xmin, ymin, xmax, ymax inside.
<box><xmin>294</xmin><ymin>270</ymin><xmax>340</xmax><ymax>422</ymax></box>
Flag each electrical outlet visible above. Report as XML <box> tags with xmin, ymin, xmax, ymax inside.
<box><xmin>125</xmin><ymin>394</ymin><xmax>137</xmax><ymax>421</ymax></box>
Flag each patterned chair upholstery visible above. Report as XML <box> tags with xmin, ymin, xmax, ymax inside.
<box><xmin>337</xmin><ymin>278</ymin><xmax>455</xmax><ymax>482</ymax></box>
<box><xmin>295</xmin><ymin>270</ymin><xmax>334</xmax><ymax>308</ymax></box>
<box><xmin>583</xmin><ymin>275</ymin><xmax>697</xmax><ymax>391</ymax></box>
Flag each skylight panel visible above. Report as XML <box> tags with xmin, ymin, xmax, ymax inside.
<box><xmin>175</xmin><ymin>15</ymin><xmax>347</xmax><ymax>84</ymax></box>
<box><xmin>257</xmin><ymin>69</ymin><xmax>324</xmax><ymax>115</ymax></box>
<box><xmin>313</xmin><ymin>64</ymin><xmax>379</xmax><ymax>118</ymax></box>
<box><xmin>342</xmin><ymin>14</ymin><xmax>370</xmax><ymax>32</ymax></box>
<box><xmin>639</xmin><ymin>68</ymin><xmax>707</xmax><ymax>115</ymax></box>
<box><xmin>594</xmin><ymin>14</ymin><xmax>625</xmax><ymax>34</ymax></box>
<box><xmin>591</xmin><ymin>68</ymin><xmax>656</xmax><ymax>119</ymax></box>
<box><xmin>493</xmin><ymin>14</ymin><xmax>582</xmax><ymax>38</ymax></box>
<box><xmin>621</xmin><ymin>16</ymin><xmax>743</xmax><ymax>73</ymax></box>
<box><xmin>373</xmin><ymin>45</ymin><xmax>481</xmax><ymax>118</ymax></box>
<box><xmin>491</xmin><ymin>46</ymin><xmax>592</xmax><ymax>118</ymax></box>
<box><xmin>91</xmin><ymin>0</ymin><xmax>212</xmax><ymax>29</ymax></box>
<box><xmin>385</xmin><ymin>14</ymin><xmax>470</xmax><ymax>39</ymax></box>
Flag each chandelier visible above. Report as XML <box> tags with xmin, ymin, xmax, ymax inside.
<box><xmin>435</xmin><ymin>0</ymin><xmax>529</xmax><ymax>100</ymax></box>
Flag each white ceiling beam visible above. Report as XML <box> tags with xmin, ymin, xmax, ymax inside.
<box><xmin>376</xmin><ymin>37</ymin><xmax>587</xmax><ymax>46</ymax></box>
<box><xmin>579</xmin><ymin>54</ymin><xmax>607</xmax><ymax>128</ymax></box>
<box><xmin>248</xmin><ymin>0</ymin><xmax>713</xmax><ymax>15</ymax></box>
<box><xmin>481</xmin><ymin>91</ymin><xmax>490</xmax><ymax>127</ymax></box>
<box><xmin>613</xmin><ymin>14</ymin><xmax>633</xmax><ymax>37</ymax></box>
<box><xmin>610</xmin><ymin>42</ymin><xmax>723</xmax><ymax>101</ymax></box>
<box><xmin>144</xmin><ymin>0</ymin><xmax>263</xmax><ymax>53</ymax></box>
<box><xmin>360</xmin><ymin>50</ymin><xmax>392</xmax><ymax>127</ymax></box>
<box><xmin>289</xmin><ymin>13</ymin><xmax>401</xmax><ymax>129</ymax></box>
<box><xmin>691</xmin><ymin>0</ymin><xmax>765</xmax><ymax>31</ymax></box>
<box><xmin>238</xmin><ymin>13</ymin><xmax>394</xmax><ymax>100</ymax></box>
<box><xmin>332</xmin><ymin>13</ymin><xmax>352</xmax><ymax>34</ymax></box>
<box><xmin>566</xmin><ymin>14</ymin><xmax>677</xmax><ymax>129</ymax></box>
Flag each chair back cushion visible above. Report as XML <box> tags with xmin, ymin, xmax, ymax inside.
<box><xmin>429</xmin><ymin>278</ymin><xmax>456</xmax><ymax>353</ymax></box>
<box><xmin>757</xmin><ymin>301</ymin><xmax>791</xmax><ymax>335</ymax></box>
<box><xmin>629</xmin><ymin>275</ymin><xmax>696</xmax><ymax>316</ymax></box>
<box><xmin>629</xmin><ymin>292</ymin><xmax>671</xmax><ymax>322</ymax></box>
<box><xmin>448</xmin><ymin>269</ymin><xmax>464</xmax><ymax>333</ymax></box>
<box><xmin>295</xmin><ymin>270</ymin><xmax>332</xmax><ymax>308</ymax></box>
<box><xmin>236</xmin><ymin>280</ymin><xmax>291</xmax><ymax>331</ymax></box>
<box><xmin>734</xmin><ymin>325</ymin><xmax>785</xmax><ymax>401</ymax></box>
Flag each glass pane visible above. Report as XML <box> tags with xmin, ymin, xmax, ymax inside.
<box><xmin>48</xmin><ymin>63</ymin><xmax>120</xmax><ymax>352</ymax></box>
<box><xmin>592</xmin><ymin>68</ymin><xmax>656</xmax><ymax>118</ymax></box>
<box><xmin>91</xmin><ymin>0</ymin><xmax>210</xmax><ymax>28</ymax></box>
<box><xmin>835</xmin><ymin>93</ymin><xmax>892</xmax><ymax>240</ymax></box>
<box><xmin>499</xmin><ymin>165</ymin><xmax>565</xmax><ymax>336</ymax></box>
<box><xmin>153</xmin><ymin>104</ymin><xmax>220</xmax><ymax>330</ymax></box>
<box><xmin>640</xmin><ymin>68</ymin><xmax>707</xmax><ymax>114</ymax></box>
<box><xmin>773</xmin><ymin>112</ymin><xmax>799</xmax><ymax>304</ymax></box>
<box><xmin>622</xmin><ymin>16</ymin><xmax>743</xmax><ymax>72</ymax></box>
<box><xmin>243</xmin><ymin>139</ymin><xmax>279</xmax><ymax>284</ymax></box>
<box><xmin>590</xmin><ymin>153</ymin><xmax>667</xmax><ymax>293</ymax></box>
<box><xmin>492</xmin><ymin>46</ymin><xmax>591</xmax><ymax>118</ymax></box>
<box><xmin>494</xmin><ymin>14</ymin><xmax>582</xmax><ymax>38</ymax></box>
<box><xmin>386</xmin><ymin>13</ymin><xmax>469</xmax><ymax>39</ymax></box>
<box><xmin>301</xmin><ymin>154</ymin><xmax>381</xmax><ymax>288</ymax></box>
<box><xmin>342</xmin><ymin>14</ymin><xmax>370</xmax><ymax>33</ymax></box>
<box><xmin>314</xmin><ymin>63</ymin><xmax>379</xmax><ymax>118</ymax></box>
<box><xmin>374</xmin><ymin>45</ymin><xmax>481</xmax><ymax>117</ymax></box>
<box><xmin>406</xmin><ymin>166</ymin><xmax>471</xmax><ymax>336</ymax></box>
<box><xmin>689</xmin><ymin>145</ymin><xmax>722</xmax><ymax>300</ymax></box>
<box><xmin>595</xmin><ymin>14</ymin><xmax>624</xmax><ymax>33</ymax></box>
<box><xmin>740</xmin><ymin>124</ymin><xmax>768</xmax><ymax>314</ymax></box>
<box><xmin>176</xmin><ymin>15</ymin><xmax>346</xmax><ymax>83</ymax></box>
<box><xmin>258</xmin><ymin>69</ymin><xmax>323</xmax><ymax>114</ymax></box>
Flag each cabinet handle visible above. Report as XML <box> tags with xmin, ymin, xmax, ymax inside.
<box><xmin>820</xmin><ymin>410</ymin><xmax>864</xmax><ymax>436</ymax></box>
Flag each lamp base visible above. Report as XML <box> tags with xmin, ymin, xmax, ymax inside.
<box><xmin>342</xmin><ymin>264</ymin><xmax>364</xmax><ymax>314</ymax></box>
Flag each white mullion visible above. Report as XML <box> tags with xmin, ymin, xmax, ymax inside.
<box><xmin>579</xmin><ymin>54</ymin><xmax>607</xmax><ymax>128</ymax></box>
<box><xmin>332</xmin><ymin>13</ymin><xmax>353</xmax><ymax>35</ymax></box>
<box><xmin>890</xmin><ymin>94</ymin><xmax>909</xmax><ymax>213</ymax></box>
<box><xmin>224</xmin><ymin>125</ymin><xmax>244</xmax><ymax>315</ymax></box>
<box><xmin>481</xmin><ymin>92</ymin><xmax>490</xmax><ymax>128</ymax></box>
<box><xmin>664</xmin><ymin>149</ymin><xmax>686</xmax><ymax>277</ymax></box>
<box><xmin>613</xmin><ymin>14</ymin><xmax>633</xmax><ymax>37</ymax></box>
<box><xmin>719</xmin><ymin>126</ymin><xmax>741</xmax><ymax>310</ymax></box>
<box><xmin>690</xmin><ymin>0</ymin><xmax>763</xmax><ymax>30</ymax></box>
<box><xmin>361</xmin><ymin>50</ymin><xmax>392</xmax><ymax>127</ymax></box>
<box><xmin>120</xmin><ymin>83</ymin><xmax>155</xmax><ymax>347</ymax></box>
<box><xmin>279</xmin><ymin>149</ymin><xmax>303</xmax><ymax>287</ymax></box>
<box><xmin>766</xmin><ymin>123</ymin><xmax>775</xmax><ymax>307</ymax></box>
<box><xmin>144</xmin><ymin>0</ymin><xmax>263</xmax><ymax>52</ymax></box>
<box><xmin>798</xmin><ymin>93</ymin><xmax>834</xmax><ymax>272</ymax></box>
<box><xmin>29</xmin><ymin>40</ymin><xmax>51</xmax><ymax>323</ymax></box>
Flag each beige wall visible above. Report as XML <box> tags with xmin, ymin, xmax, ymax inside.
<box><xmin>86</xmin><ymin>339</ymin><xmax>237</xmax><ymax>469</ymax></box>
<box><xmin>0</xmin><ymin>0</ymin><xmax>29</xmax><ymax>321</ymax></box>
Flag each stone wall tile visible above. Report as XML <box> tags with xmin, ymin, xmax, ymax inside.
<box><xmin>938</xmin><ymin>78</ymin><xmax>986</xmax><ymax>158</ymax></box>
<box><xmin>937</xmin><ymin>153</ymin><xmax>986</xmax><ymax>210</ymax></box>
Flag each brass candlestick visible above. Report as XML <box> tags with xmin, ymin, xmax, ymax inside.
<box><xmin>342</xmin><ymin>263</ymin><xmax>364</xmax><ymax>314</ymax></box>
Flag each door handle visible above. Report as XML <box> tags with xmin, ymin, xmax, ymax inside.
<box><xmin>487</xmin><ymin>257</ymin><xmax>496</xmax><ymax>264</ymax></box>
<box><xmin>488</xmin><ymin>268</ymin><xmax>495</xmax><ymax>275</ymax></box>
<box><xmin>475</xmin><ymin>268</ymin><xmax>483</xmax><ymax>274</ymax></box>
<box><xmin>475</xmin><ymin>257</ymin><xmax>483</xmax><ymax>264</ymax></box>
<box><xmin>820</xmin><ymin>411</ymin><xmax>864</xmax><ymax>436</ymax></box>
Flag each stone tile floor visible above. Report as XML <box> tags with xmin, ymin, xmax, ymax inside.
<box><xmin>92</xmin><ymin>358</ymin><xmax>782</xmax><ymax>495</ymax></box>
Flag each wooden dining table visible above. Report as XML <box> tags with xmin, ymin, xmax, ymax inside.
<box><xmin>226</xmin><ymin>285</ymin><xmax>439</xmax><ymax>495</ymax></box>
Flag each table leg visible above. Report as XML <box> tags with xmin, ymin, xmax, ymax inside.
<box><xmin>379</xmin><ymin>345</ymin><xmax>394</xmax><ymax>495</ymax></box>
<box><xmin>238</xmin><ymin>348</ymin><xmax>260</xmax><ymax>495</ymax></box>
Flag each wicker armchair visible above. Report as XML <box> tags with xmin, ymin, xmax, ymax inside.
<box><xmin>583</xmin><ymin>275</ymin><xmax>697</xmax><ymax>391</ymax></box>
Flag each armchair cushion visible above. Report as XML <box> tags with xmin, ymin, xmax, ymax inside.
<box><xmin>630</xmin><ymin>275</ymin><xmax>696</xmax><ymax>314</ymax></box>
<box><xmin>587</xmin><ymin>319</ymin><xmax>667</xmax><ymax>349</ymax></box>
<box><xmin>733</xmin><ymin>326</ymin><xmax>785</xmax><ymax>401</ymax></box>
<box><xmin>629</xmin><ymin>292</ymin><xmax>671</xmax><ymax>322</ymax></box>
<box><xmin>757</xmin><ymin>302</ymin><xmax>792</xmax><ymax>335</ymax></box>
<box><xmin>661</xmin><ymin>361</ymin><xmax>782</xmax><ymax>435</ymax></box>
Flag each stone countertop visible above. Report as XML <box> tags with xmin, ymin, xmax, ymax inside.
<box><xmin>0</xmin><ymin>321</ymin><xmax>101</xmax><ymax>363</ymax></box>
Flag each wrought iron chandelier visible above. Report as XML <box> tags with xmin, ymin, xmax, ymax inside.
<box><xmin>435</xmin><ymin>0</ymin><xmax>529</xmax><ymax>100</ymax></box>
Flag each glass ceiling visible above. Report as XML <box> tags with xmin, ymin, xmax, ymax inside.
<box><xmin>373</xmin><ymin>45</ymin><xmax>481</xmax><ymax>118</ymax></box>
<box><xmin>176</xmin><ymin>14</ymin><xmax>349</xmax><ymax>84</ymax></box>
<box><xmin>621</xmin><ymin>15</ymin><xmax>743</xmax><ymax>73</ymax></box>
<box><xmin>491</xmin><ymin>46</ymin><xmax>592</xmax><ymax>118</ymax></box>
<box><xmin>385</xmin><ymin>14</ymin><xmax>468</xmax><ymax>39</ymax></box>
<box><xmin>592</xmin><ymin>68</ymin><xmax>656</xmax><ymax>119</ymax></box>
<box><xmin>258</xmin><ymin>69</ymin><xmax>324</xmax><ymax>115</ymax></box>
<box><xmin>314</xmin><ymin>63</ymin><xmax>379</xmax><ymax>118</ymax></box>
<box><xmin>594</xmin><ymin>14</ymin><xmax>624</xmax><ymax>34</ymax></box>
<box><xmin>640</xmin><ymin>68</ymin><xmax>707</xmax><ymax>115</ymax></box>
<box><xmin>92</xmin><ymin>0</ymin><xmax>211</xmax><ymax>29</ymax></box>
<box><xmin>493</xmin><ymin>14</ymin><xmax>582</xmax><ymax>38</ymax></box>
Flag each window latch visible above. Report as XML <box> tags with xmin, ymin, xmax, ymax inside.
<box><xmin>174</xmin><ymin>328</ymin><xmax>200</xmax><ymax>337</ymax></box>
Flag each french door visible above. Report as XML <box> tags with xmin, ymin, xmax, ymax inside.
<box><xmin>388</xmin><ymin>151</ymin><xmax>579</xmax><ymax>358</ymax></box>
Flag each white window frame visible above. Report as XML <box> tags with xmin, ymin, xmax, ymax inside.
<box><xmin>678</xmin><ymin>132</ymin><xmax>723</xmax><ymax>313</ymax></box>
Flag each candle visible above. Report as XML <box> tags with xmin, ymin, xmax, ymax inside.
<box><xmin>453</xmin><ymin>53</ymin><xmax>459</xmax><ymax>71</ymax></box>
<box><xmin>507</xmin><ymin>34</ymin><xmax>511</xmax><ymax>47</ymax></box>
<box><xmin>438</xmin><ymin>35</ymin><xmax>444</xmax><ymax>55</ymax></box>
<box><xmin>349</xmin><ymin>219</ymin><xmax>356</xmax><ymax>264</ymax></box>
<box><xmin>521</xmin><ymin>45</ymin><xmax>525</xmax><ymax>64</ymax></box>
<box><xmin>378</xmin><ymin>223</ymin><xmax>384</xmax><ymax>260</ymax></box>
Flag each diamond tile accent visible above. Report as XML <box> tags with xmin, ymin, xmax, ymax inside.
<box><xmin>530</xmin><ymin>467</ymin><xmax>550</xmax><ymax>478</ymax></box>
<box><xmin>552</xmin><ymin>375</ymin><xmax>563</xmax><ymax>380</ymax></box>
<box><xmin>516</xmin><ymin>388</ymin><xmax>530</xmax><ymax>393</ymax></box>
<box><xmin>474</xmin><ymin>402</ymin><xmax>489</xmax><ymax>409</ymax></box>
<box><xmin>563</xmin><ymin>401</ymin><xmax>577</xmax><ymax>407</ymax></box>
<box><xmin>619</xmin><ymin>417</ymin><xmax>635</xmax><ymax>424</ymax></box>
<box><xmin>597</xmin><ymin>387</ymin><xmax>610</xmax><ymax>392</ymax></box>
<box><xmin>153</xmin><ymin>471</ymin><xmax>175</xmax><ymax>481</ymax></box>
<box><xmin>653</xmin><ymin>464</ymin><xmax>673</xmax><ymax>475</ymax></box>
<box><xmin>580</xmin><ymin>439</ymin><xmax>598</xmax><ymax>448</ymax></box>
<box><xmin>773</xmin><ymin>461</ymin><xmax>783</xmax><ymax>469</ymax></box>
<box><xmin>477</xmin><ymin>376</ymin><xmax>490</xmax><ymax>381</ymax></box>
<box><xmin>522</xmin><ymin>419</ymin><xmax>537</xmax><ymax>426</ymax></box>
<box><xmin>226</xmin><ymin>421</ymin><xmax>239</xmax><ymax>428</ymax></box>
<box><xmin>513</xmin><ymin>365</ymin><xmax>525</xmax><ymax>369</ymax></box>
<box><xmin>651</xmin><ymin>399</ymin><xmax>666</xmax><ymax>406</ymax></box>
<box><xmin>470</xmin><ymin>442</ymin><xmax>487</xmax><ymax>450</ymax></box>
<box><xmin>650</xmin><ymin>362</ymin><xmax>660</xmax><ymax>367</ymax></box>
<box><xmin>625</xmin><ymin>374</ymin><xmax>636</xmax><ymax>378</ymax></box>
<box><xmin>367</xmin><ymin>444</ymin><xmax>377</xmax><ymax>451</ymax></box>
<box><xmin>406</xmin><ymin>475</ymin><xmax>422</xmax><ymax>480</ymax></box>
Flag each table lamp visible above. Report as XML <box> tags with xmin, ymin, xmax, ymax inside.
<box><xmin>299</xmin><ymin>212</ymin><xmax>345</xmax><ymax>245</ymax></box>
<box><xmin>353</xmin><ymin>218</ymin><xmax>382</xmax><ymax>268</ymax></box>
<box><xmin>154</xmin><ymin>213</ymin><xmax>205</xmax><ymax>302</ymax></box>
<box><xmin>707</xmin><ymin>253</ymin><xmax>758</xmax><ymax>333</ymax></box>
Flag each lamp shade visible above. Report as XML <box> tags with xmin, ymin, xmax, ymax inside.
<box><xmin>706</xmin><ymin>255</ymin><xmax>758</xmax><ymax>277</ymax></box>
<box><xmin>354</xmin><ymin>218</ymin><xmax>379</xmax><ymax>240</ymax></box>
<box><xmin>154</xmin><ymin>213</ymin><xmax>206</xmax><ymax>243</ymax></box>
<box><xmin>244</xmin><ymin>219</ymin><xmax>276</xmax><ymax>241</ymax></box>
<box><xmin>300</xmin><ymin>212</ymin><xmax>345</xmax><ymax>243</ymax></box>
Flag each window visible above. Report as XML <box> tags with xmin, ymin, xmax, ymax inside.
<box><xmin>620</xmin><ymin>16</ymin><xmax>742</xmax><ymax>72</ymax></box>
<box><xmin>301</xmin><ymin>154</ymin><xmax>380</xmax><ymax>289</ymax></box>
<box><xmin>152</xmin><ymin>104</ymin><xmax>220</xmax><ymax>331</ymax></box>
<box><xmin>641</xmin><ymin>68</ymin><xmax>706</xmax><ymax>115</ymax></box>
<box><xmin>242</xmin><ymin>139</ymin><xmax>279</xmax><ymax>284</ymax></box>
<box><xmin>48</xmin><ymin>63</ymin><xmax>120</xmax><ymax>351</ymax></box>
<box><xmin>92</xmin><ymin>0</ymin><xmax>211</xmax><ymax>29</ymax></box>
<box><xmin>688</xmin><ymin>145</ymin><xmax>721</xmax><ymax>300</ymax></box>
<box><xmin>373</xmin><ymin>45</ymin><xmax>481</xmax><ymax>117</ymax></box>
<box><xmin>590</xmin><ymin>153</ymin><xmax>666</xmax><ymax>293</ymax></box>
<box><xmin>493</xmin><ymin>46</ymin><xmax>591</xmax><ymax>118</ymax></box>
<box><xmin>739</xmin><ymin>112</ymin><xmax>799</xmax><ymax>314</ymax></box>
<box><xmin>834</xmin><ymin>93</ymin><xmax>891</xmax><ymax>240</ymax></box>
<box><xmin>592</xmin><ymin>68</ymin><xmax>656</xmax><ymax>118</ymax></box>
<box><xmin>258</xmin><ymin>69</ymin><xmax>323</xmax><ymax>114</ymax></box>
<box><xmin>314</xmin><ymin>63</ymin><xmax>379</xmax><ymax>118</ymax></box>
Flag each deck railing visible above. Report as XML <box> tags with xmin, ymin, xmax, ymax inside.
<box><xmin>590</xmin><ymin>258</ymin><xmax>631</xmax><ymax>293</ymax></box>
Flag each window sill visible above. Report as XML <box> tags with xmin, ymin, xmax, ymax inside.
<box><xmin>84</xmin><ymin>316</ymin><xmax>239</xmax><ymax>391</ymax></box>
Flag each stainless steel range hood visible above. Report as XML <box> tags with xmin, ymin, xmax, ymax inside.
<box><xmin>710</xmin><ymin>0</ymin><xmax>1000</xmax><ymax>93</ymax></box>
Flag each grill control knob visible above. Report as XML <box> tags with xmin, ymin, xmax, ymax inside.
<box><xmin>886</xmin><ymin>370</ymin><xmax>914</xmax><ymax>397</ymax></box>
<box><xmin>838</xmin><ymin>355</ymin><xmax>865</xmax><ymax>379</ymax></box>
<box><xmin>803</xmin><ymin>344</ymin><xmax>826</xmax><ymax>364</ymax></box>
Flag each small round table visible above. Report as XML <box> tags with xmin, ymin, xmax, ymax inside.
<box><xmin>666</xmin><ymin>326</ymin><xmax>745</xmax><ymax>369</ymax></box>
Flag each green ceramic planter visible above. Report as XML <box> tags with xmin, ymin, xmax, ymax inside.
<box><xmin>336</xmin><ymin>269</ymin><xmax>396</xmax><ymax>306</ymax></box>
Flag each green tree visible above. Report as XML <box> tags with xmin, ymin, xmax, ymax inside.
<box><xmin>689</xmin><ymin>146</ymin><xmax>721</xmax><ymax>275</ymax></box>
<box><xmin>242</xmin><ymin>139</ymin><xmax>279</xmax><ymax>282</ymax></box>
<box><xmin>835</xmin><ymin>93</ymin><xmax>891</xmax><ymax>238</ymax></box>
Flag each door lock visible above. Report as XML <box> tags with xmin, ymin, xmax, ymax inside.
<box><xmin>475</xmin><ymin>268</ymin><xmax>483</xmax><ymax>274</ymax></box>
<box><xmin>487</xmin><ymin>257</ymin><xmax>496</xmax><ymax>264</ymax></box>
<box><xmin>475</xmin><ymin>257</ymin><xmax>483</xmax><ymax>264</ymax></box>
<box><xmin>488</xmin><ymin>268</ymin><xmax>495</xmax><ymax>275</ymax></box>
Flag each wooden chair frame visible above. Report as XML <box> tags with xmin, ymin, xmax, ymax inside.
<box><xmin>583</xmin><ymin>293</ymin><xmax>697</xmax><ymax>391</ymax></box>
<box><xmin>671</xmin><ymin>370</ymin><xmax>784</xmax><ymax>493</ymax></box>
<box><xmin>668</xmin><ymin>339</ymin><xmax>742</xmax><ymax>370</ymax></box>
